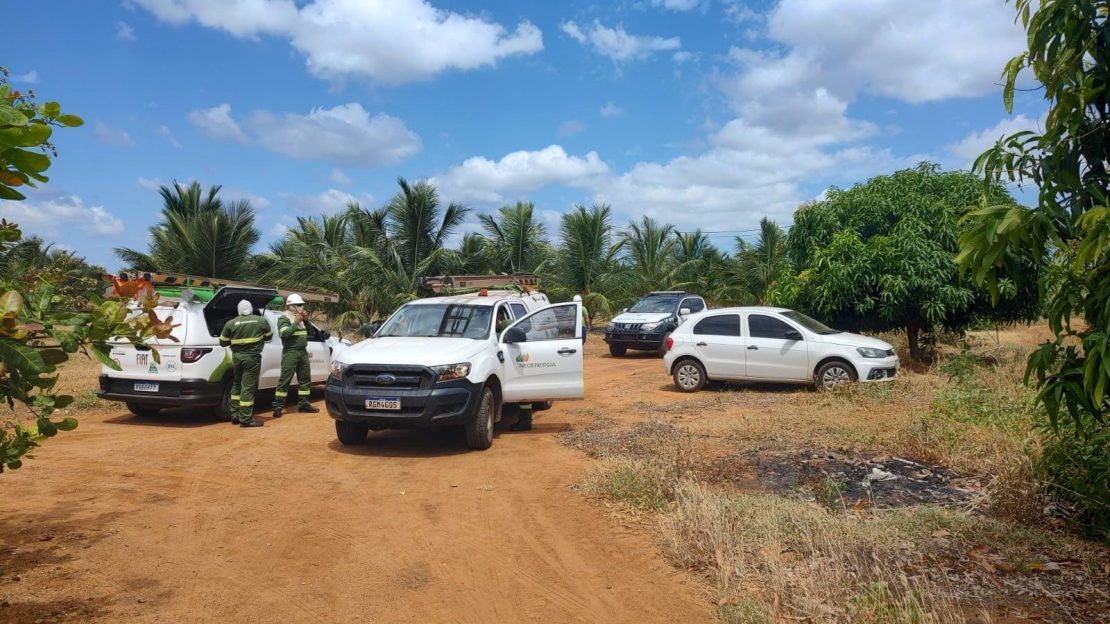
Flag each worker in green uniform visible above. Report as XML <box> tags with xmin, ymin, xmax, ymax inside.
<box><xmin>272</xmin><ymin>293</ymin><xmax>320</xmax><ymax>418</ymax></box>
<box><xmin>219</xmin><ymin>300</ymin><xmax>272</xmax><ymax>428</ymax></box>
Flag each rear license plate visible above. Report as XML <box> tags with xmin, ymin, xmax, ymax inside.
<box><xmin>134</xmin><ymin>382</ymin><xmax>159</xmax><ymax>393</ymax></box>
<box><xmin>365</xmin><ymin>397</ymin><xmax>401</xmax><ymax>410</ymax></box>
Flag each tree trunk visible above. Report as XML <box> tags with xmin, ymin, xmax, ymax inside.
<box><xmin>907</xmin><ymin>321</ymin><xmax>921</xmax><ymax>362</ymax></box>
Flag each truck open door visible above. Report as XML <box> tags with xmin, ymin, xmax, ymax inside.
<box><xmin>499</xmin><ymin>303</ymin><xmax>585</xmax><ymax>402</ymax></box>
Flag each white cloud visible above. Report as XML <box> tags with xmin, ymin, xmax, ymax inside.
<box><xmin>651</xmin><ymin>0</ymin><xmax>701</xmax><ymax>10</ymax></box>
<box><xmin>156</xmin><ymin>125</ymin><xmax>182</xmax><ymax>148</ymax></box>
<box><xmin>948</xmin><ymin>114</ymin><xmax>1043</xmax><ymax>166</ymax></box>
<box><xmin>186</xmin><ymin>103</ymin><xmax>247</xmax><ymax>142</ymax></box>
<box><xmin>560</xmin><ymin>20</ymin><xmax>680</xmax><ymax>62</ymax></box>
<box><xmin>727</xmin><ymin>0</ymin><xmax>1025</xmax><ymax>105</ymax></box>
<box><xmin>600</xmin><ymin>103</ymin><xmax>624</xmax><ymax>118</ymax></box>
<box><xmin>283</xmin><ymin>189</ymin><xmax>374</xmax><ymax>214</ymax></box>
<box><xmin>222</xmin><ymin>188</ymin><xmax>272</xmax><ymax>210</ymax></box>
<box><xmin>0</xmin><ymin>194</ymin><xmax>124</xmax><ymax>238</ymax></box>
<box><xmin>269</xmin><ymin>223</ymin><xmax>290</xmax><ymax>238</ymax></box>
<box><xmin>556</xmin><ymin>120</ymin><xmax>586</xmax><ymax>137</ymax></box>
<box><xmin>436</xmin><ymin>145</ymin><xmax>610</xmax><ymax>204</ymax></box>
<box><xmin>187</xmin><ymin>103</ymin><xmax>421</xmax><ymax>165</ymax></box>
<box><xmin>10</xmin><ymin>70</ymin><xmax>38</xmax><ymax>84</ymax></box>
<box><xmin>671</xmin><ymin>50</ymin><xmax>696</xmax><ymax>64</ymax></box>
<box><xmin>116</xmin><ymin>21</ymin><xmax>136</xmax><ymax>40</ymax></box>
<box><xmin>136</xmin><ymin>176</ymin><xmax>164</xmax><ymax>191</ymax></box>
<box><xmin>93</xmin><ymin>121</ymin><xmax>137</xmax><ymax>147</ymax></box>
<box><xmin>329</xmin><ymin>168</ymin><xmax>352</xmax><ymax>187</ymax></box>
<box><xmin>131</xmin><ymin>0</ymin><xmax>542</xmax><ymax>85</ymax></box>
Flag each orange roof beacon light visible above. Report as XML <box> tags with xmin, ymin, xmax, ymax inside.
<box><xmin>478</xmin><ymin>288</ymin><xmax>489</xmax><ymax>297</ymax></box>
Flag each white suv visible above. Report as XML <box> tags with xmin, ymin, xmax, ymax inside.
<box><xmin>326</xmin><ymin>291</ymin><xmax>585</xmax><ymax>450</ymax></box>
<box><xmin>99</xmin><ymin>286</ymin><xmax>341</xmax><ymax>419</ymax></box>
<box><xmin>663</xmin><ymin>306</ymin><xmax>899</xmax><ymax>391</ymax></box>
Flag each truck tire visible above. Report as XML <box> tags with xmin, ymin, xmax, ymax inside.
<box><xmin>656</xmin><ymin>332</ymin><xmax>672</xmax><ymax>357</ymax></box>
<box><xmin>609</xmin><ymin>344</ymin><xmax>627</xmax><ymax>357</ymax></box>
<box><xmin>465</xmin><ymin>386</ymin><xmax>496</xmax><ymax>450</ymax></box>
<box><xmin>217</xmin><ymin>381</ymin><xmax>236</xmax><ymax>422</ymax></box>
<box><xmin>127</xmin><ymin>403</ymin><xmax>161</xmax><ymax>417</ymax></box>
<box><xmin>335</xmin><ymin>420</ymin><xmax>369</xmax><ymax>445</ymax></box>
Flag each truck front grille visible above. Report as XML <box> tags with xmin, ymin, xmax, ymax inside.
<box><xmin>345</xmin><ymin>365</ymin><xmax>431</xmax><ymax>390</ymax></box>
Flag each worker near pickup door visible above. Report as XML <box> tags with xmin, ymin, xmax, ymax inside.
<box><xmin>574</xmin><ymin>294</ymin><xmax>589</xmax><ymax>343</ymax></box>
<box><xmin>273</xmin><ymin>293</ymin><xmax>320</xmax><ymax>418</ymax></box>
<box><xmin>220</xmin><ymin>300</ymin><xmax>272</xmax><ymax>428</ymax></box>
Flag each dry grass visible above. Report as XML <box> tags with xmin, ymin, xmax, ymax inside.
<box><xmin>565</xmin><ymin>325</ymin><xmax>1110</xmax><ymax>623</ymax></box>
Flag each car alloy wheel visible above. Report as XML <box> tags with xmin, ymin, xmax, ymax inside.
<box><xmin>676</xmin><ymin>363</ymin><xmax>702</xmax><ymax>389</ymax></box>
<box><xmin>821</xmin><ymin>365</ymin><xmax>852</xmax><ymax>389</ymax></box>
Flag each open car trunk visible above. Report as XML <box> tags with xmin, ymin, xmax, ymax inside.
<box><xmin>203</xmin><ymin>286</ymin><xmax>280</xmax><ymax>337</ymax></box>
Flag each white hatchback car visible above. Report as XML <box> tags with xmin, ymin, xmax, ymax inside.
<box><xmin>663</xmin><ymin>306</ymin><xmax>899</xmax><ymax>391</ymax></box>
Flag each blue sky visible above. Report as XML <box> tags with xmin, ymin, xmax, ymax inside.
<box><xmin>1</xmin><ymin>0</ymin><xmax>1047</xmax><ymax>270</ymax></box>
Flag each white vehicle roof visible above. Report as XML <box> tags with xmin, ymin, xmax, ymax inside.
<box><xmin>695</xmin><ymin>306</ymin><xmax>790</xmax><ymax>314</ymax></box>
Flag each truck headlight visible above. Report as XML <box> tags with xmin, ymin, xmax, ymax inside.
<box><xmin>432</xmin><ymin>362</ymin><xmax>471</xmax><ymax>383</ymax></box>
<box><xmin>856</xmin><ymin>347</ymin><xmax>888</xmax><ymax>358</ymax></box>
<box><xmin>330</xmin><ymin>361</ymin><xmax>349</xmax><ymax>380</ymax></box>
<box><xmin>606</xmin><ymin>322</ymin><xmax>615</xmax><ymax>331</ymax></box>
<box><xmin>640</xmin><ymin>321</ymin><xmax>661</xmax><ymax>331</ymax></box>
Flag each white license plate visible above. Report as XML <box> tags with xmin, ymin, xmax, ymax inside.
<box><xmin>134</xmin><ymin>382</ymin><xmax>160</xmax><ymax>393</ymax></box>
<box><xmin>364</xmin><ymin>397</ymin><xmax>401</xmax><ymax>410</ymax></box>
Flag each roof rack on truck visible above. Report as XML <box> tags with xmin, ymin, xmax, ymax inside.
<box><xmin>103</xmin><ymin>271</ymin><xmax>340</xmax><ymax>304</ymax></box>
<box><xmin>422</xmin><ymin>273</ymin><xmax>541</xmax><ymax>294</ymax></box>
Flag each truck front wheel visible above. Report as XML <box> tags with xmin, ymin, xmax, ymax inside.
<box><xmin>335</xmin><ymin>420</ymin><xmax>369</xmax><ymax>445</ymax></box>
<box><xmin>609</xmin><ymin>344</ymin><xmax>627</xmax><ymax>357</ymax></box>
<box><xmin>465</xmin><ymin>386</ymin><xmax>496</xmax><ymax>450</ymax></box>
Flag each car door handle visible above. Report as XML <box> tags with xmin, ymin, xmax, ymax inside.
<box><xmin>696</xmin><ymin>342</ymin><xmax>708</xmax><ymax>347</ymax></box>
<box><xmin>557</xmin><ymin>348</ymin><xmax>577</xmax><ymax>355</ymax></box>
<box><xmin>747</xmin><ymin>345</ymin><xmax>759</xmax><ymax>350</ymax></box>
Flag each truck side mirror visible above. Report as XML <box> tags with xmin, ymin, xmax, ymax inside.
<box><xmin>621</xmin><ymin>307</ymin><xmax>628</xmax><ymax>313</ymax></box>
<box><xmin>362</xmin><ymin>323</ymin><xmax>377</xmax><ymax>338</ymax></box>
<box><xmin>784</xmin><ymin>330</ymin><xmax>803</xmax><ymax>341</ymax></box>
<box><xmin>503</xmin><ymin>327</ymin><xmax>526</xmax><ymax>344</ymax></box>
<box><xmin>679</xmin><ymin>307</ymin><xmax>691</xmax><ymax>316</ymax></box>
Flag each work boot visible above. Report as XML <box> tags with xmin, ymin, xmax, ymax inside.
<box><xmin>240</xmin><ymin>418</ymin><xmax>264</xmax><ymax>428</ymax></box>
<box><xmin>510</xmin><ymin>414</ymin><xmax>533</xmax><ymax>432</ymax></box>
<box><xmin>273</xmin><ymin>407</ymin><xmax>283</xmax><ymax>419</ymax></box>
<box><xmin>298</xmin><ymin>404</ymin><xmax>320</xmax><ymax>413</ymax></box>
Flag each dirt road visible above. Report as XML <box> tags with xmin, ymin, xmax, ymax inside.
<box><xmin>0</xmin><ymin>343</ymin><xmax>711</xmax><ymax>623</ymax></box>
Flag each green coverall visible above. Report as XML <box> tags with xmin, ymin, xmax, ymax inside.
<box><xmin>273</xmin><ymin>314</ymin><xmax>312</xmax><ymax>408</ymax></box>
<box><xmin>219</xmin><ymin>314</ymin><xmax>272</xmax><ymax>423</ymax></box>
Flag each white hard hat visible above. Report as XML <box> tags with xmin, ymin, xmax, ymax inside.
<box><xmin>572</xmin><ymin>294</ymin><xmax>582</xmax><ymax>302</ymax></box>
<box><xmin>286</xmin><ymin>293</ymin><xmax>305</xmax><ymax>306</ymax></box>
<box><xmin>237</xmin><ymin>300</ymin><xmax>253</xmax><ymax>316</ymax></box>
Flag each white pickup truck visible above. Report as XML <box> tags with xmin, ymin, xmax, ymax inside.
<box><xmin>325</xmin><ymin>290</ymin><xmax>585</xmax><ymax>449</ymax></box>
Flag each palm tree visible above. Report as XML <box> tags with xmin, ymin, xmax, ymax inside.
<box><xmin>558</xmin><ymin>203</ymin><xmax>623</xmax><ymax>316</ymax></box>
<box><xmin>116</xmin><ymin>181</ymin><xmax>259</xmax><ymax>279</ymax></box>
<box><xmin>620</xmin><ymin>216</ymin><xmax>684</xmax><ymax>293</ymax></box>
<box><xmin>443</xmin><ymin>233</ymin><xmax>492</xmax><ymax>275</ymax></box>
<box><xmin>478</xmin><ymin>201</ymin><xmax>548</xmax><ymax>273</ymax></box>
<box><xmin>736</xmin><ymin>217</ymin><xmax>787</xmax><ymax>304</ymax></box>
<box><xmin>383</xmin><ymin>178</ymin><xmax>469</xmax><ymax>282</ymax></box>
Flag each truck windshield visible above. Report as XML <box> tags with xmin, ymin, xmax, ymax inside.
<box><xmin>377</xmin><ymin>304</ymin><xmax>493</xmax><ymax>339</ymax></box>
<box><xmin>629</xmin><ymin>296</ymin><xmax>679</xmax><ymax>314</ymax></box>
<box><xmin>780</xmin><ymin>310</ymin><xmax>840</xmax><ymax>335</ymax></box>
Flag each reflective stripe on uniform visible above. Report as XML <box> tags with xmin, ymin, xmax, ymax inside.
<box><xmin>231</xmin><ymin>395</ymin><xmax>240</xmax><ymax>401</ymax></box>
<box><xmin>293</xmin><ymin>331</ymin><xmax>308</xmax><ymax>336</ymax></box>
<box><xmin>298</xmin><ymin>389</ymin><xmax>311</xmax><ymax>395</ymax></box>
<box><xmin>231</xmin><ymin>336</ymin><xmax>264</xmax><ymax>345</ymax></box>
<box><xmin>280</xmin><ymin>327</ymin><xmax>293</xmax><ymax>336</ymax></box>
<box><xmin>239</xmin><ymin>400</ymin><xmax>254</xmax><ymax>407</ymax></box>
<box><xmin>274</xmin><ymin>391</ymin><xmax>287</xmax><ymax>398</ymax></box>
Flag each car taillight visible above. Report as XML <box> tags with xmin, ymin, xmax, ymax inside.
<box><xmin>180</xmin><ymin>348</ymin><xmax>211</xmax><ymax>363</ymax></box>
<box><xmin>665</xmin><ymin>336</ymin><xmax>674</xmax><ymax>351</ymax></box>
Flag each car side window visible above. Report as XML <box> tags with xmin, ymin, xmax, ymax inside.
<box><xmin>509</xmin><ymin>303</ymin><xmax>527</xmax><ymax>318</ymax></box>
<box><xmin>495</xmin><ymin>305</ymin><xmax>514</xmax><ymax>333</ymax></box>
<box><xmin>693</xmin><ymin>314</ymin><xmax>740</xmax><ymax>336</ymax></box>
<box><xmin>748</xmin><ymin>314</ymin><xmax>798</xmax><ymax>340</ymax></box>
<box><xmin>510</xmin><ymin>305</ymin><xmax>578</xmax><ymax>342</ymax></box>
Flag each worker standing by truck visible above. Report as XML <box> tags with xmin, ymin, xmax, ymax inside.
<box><xmin>273</xmin><ymin>294</ymin><xmax>320</xmax><ymax>418</ymax></box>
<box><xmin>220</xmin><ymin>300</ymin><xmax>272</xmax><ymax>428</ymax></box>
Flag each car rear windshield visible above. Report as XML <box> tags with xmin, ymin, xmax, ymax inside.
<box><xmin>629</xmin><ymin>296</ymin><xmax>679</xmax><ymax>314</ymax></box>
<box><xmin>377</xmin><ymin>304</ymin><xmax>493</xmax><ymax>339</ymax></box>
<box><xmin>780</xmin><ymin>310</ymin><xmax>839</xmax><ymax>335</ymax></box>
